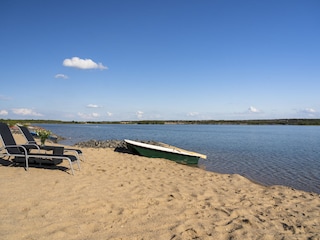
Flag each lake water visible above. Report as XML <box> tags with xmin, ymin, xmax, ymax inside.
<box><xmin>37</xmin><ymin>124</ymin><xmax>320</xmax><ymax>194</ymax></box>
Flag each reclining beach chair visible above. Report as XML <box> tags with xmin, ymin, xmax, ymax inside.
<box><xmin>0</xmin><ymin>123</ymin><xmax>80</xmax><ymax>175</ymax></box>
<box><xmin>18</xmin><ymin>125</ymin><xmax>85</xmax><ymax>161</ymax></box>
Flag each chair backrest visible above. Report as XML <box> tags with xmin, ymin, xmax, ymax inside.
<box><xmin>18</xmin><ymin>126</ymin><xmax>37</xmax><ymax>144</ymax></box>
<box><xmin>0</xmin><ymin>123</ymin><xmax>23</xmax><ymax>154</ymax></box>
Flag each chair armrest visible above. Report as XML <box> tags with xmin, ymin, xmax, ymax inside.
<box><xmin>23</xmin><ymin>144</ymin><xmax>40</xmax><ymax>151</ymax></box>
<box><xmin>3</xmin><ymin>144</ymin><xmax>28</xmax><ymax>154</ymax></box>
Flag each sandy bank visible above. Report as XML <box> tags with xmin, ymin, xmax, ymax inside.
<box><xmin>0</xmin><ymin>134</ymin><xmax>319</xmax><ymax>239</ymax></box>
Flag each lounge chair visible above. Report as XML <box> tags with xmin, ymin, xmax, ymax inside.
<box><xmin>18</xmin><ymin>125</ymin><xmax>85</xmax><ymax>161</ymax></box>
<box><xmin>0</xmin><ymin>123</ymin><xmax>80</xmax><ymax>175</ymax></box>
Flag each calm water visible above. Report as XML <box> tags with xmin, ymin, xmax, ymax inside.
<box><xmin>38</xmin><ymin>124</ymin><xmax>320</xmax><ymax>194</ymax></box>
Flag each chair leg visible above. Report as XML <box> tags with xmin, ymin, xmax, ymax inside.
<box><xmin>25</xmin><ymin>156</ymin><xmax>29</xmax><ymax>171</ymax></box>
<box><xmin>65</xmin><ymin>158</ymin><xmax>74</xmax><ymax>175</ymax></box>
<box><xmin>76</xmin><ymin>159</ymin><xmax>81</xmax><ymax>170</ymax></box>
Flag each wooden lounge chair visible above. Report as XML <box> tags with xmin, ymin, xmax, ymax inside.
<box><xmin>17</xmin><ymin>125</ymin><xmax>85</xmax><ymax>161</ymax></box>
<box><xmin>0</xmin><ymin>123</ymin><xmax>80</xmax><ymax>175</ymax></box>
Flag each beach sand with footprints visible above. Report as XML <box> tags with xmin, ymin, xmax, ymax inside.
<box><xmin>0</xmin><ymin>134</ymin><xmax>319</xmax><ymax>239</ymax></box>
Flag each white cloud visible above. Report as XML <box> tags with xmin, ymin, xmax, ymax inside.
<box><xmin>136</xmin><ymin>111</ymin><xmax>144</xmax><ymax>119</ymax></box>
<box><xmin>63</xmin><ymin>57</ymin><xmax>108</xmax><ymax>70</ymax></box>
<box><xmin>299</xmin><ymin>108</ymin><xmax>317</xmax><ymax>117</ymax></box>
<box><xmin>12</xmin><ymin>108</ymin><xmax>43</xmax><ymax>116</ymax></box>
<box><xmin>78</xmin><ymin>112</ymin><xmax>100</xmax><ymax>119</ymax></box>
<box><xmin>248</xmin><ymin>106</ymin><xmax>261</xmax><ymax>113</ymax></box>
<box><xmin>55</xmin><ymin>74</ymin><xmax>69</xmax><ymax>79</ymax></box>
<box><xmin>0</xmin><ymin>110</ymin><xmax>8</xmax><ymax>116</ymax></box>
<box><xmin>87</xmin><ymin>104</ymin><xmax>100</xmax><ymax>108</ymax></box>
<box><xmin>187</xmin><ymin>112</ymin><xmax>199</xmax><ymax>117</ymax></box>
<box><xmin>302</xmin><ymin>108</ymin><xmax>316</xmax><ymax>114</ymax></box>
<box><xmin>107</xmin><ymin>112</ymin><xmax>113</xmax><ymax>117</ymax></box>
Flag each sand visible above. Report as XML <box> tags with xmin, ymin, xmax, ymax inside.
<box><xmin>0</xmin><ymin>134</ymin><xmax>319</xmax><ymax>240</ymax></box>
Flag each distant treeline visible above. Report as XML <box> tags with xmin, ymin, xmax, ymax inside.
<box><xmin>1</xmin><ymin>119</ymin><xmax>320</xmax><ymax>126</ymax></box>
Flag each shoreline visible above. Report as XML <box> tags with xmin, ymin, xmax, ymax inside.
<box><xmin>28</xmin><ymin>136</ymin><xmax>320</xmax><ymax>195</ymax></box>
<box><xmin>75</xmin><ymin>139</ymin><xmax>320</xmax><ymax>195</ymax></box>
<box><xmin>3</xmin><ymin>118</ymin><xmax>320</xmax><ymax>126</ymax></box>
<box><xmin>0</xmin><ymin>134</ymin><xmax>319</xmax><ymax>239</ymax></box>
<box><xmin>12</xmin><ymin>126</ymin><xmax>320</xmax><ymax>194</ymax></box>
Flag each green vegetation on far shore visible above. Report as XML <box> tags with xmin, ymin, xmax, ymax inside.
<box><xmin>1</xmin><ymin>118</ymin><xmax>320</xmax><ymax>126</ymax></box>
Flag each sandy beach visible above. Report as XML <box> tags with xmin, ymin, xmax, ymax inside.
<box><xmin>0</xmin><ymin>134</ymin><xmax>319</xmax><ymax>240</ymax></box>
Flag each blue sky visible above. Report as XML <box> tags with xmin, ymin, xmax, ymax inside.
<box><xmin>1</xmin><ymin>0</ymin><xmax>319</xmax><ymax>121</ymax></box>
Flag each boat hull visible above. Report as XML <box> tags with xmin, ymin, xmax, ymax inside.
<box><xmin>125</xmin><ymin>140</ymin><xmax>201</xmax><ymax>165</ymax></box>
